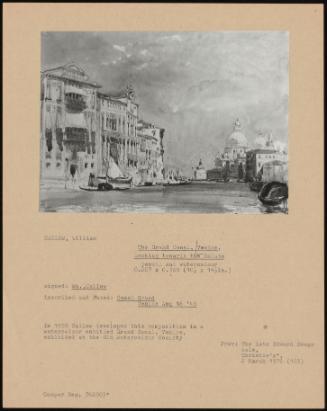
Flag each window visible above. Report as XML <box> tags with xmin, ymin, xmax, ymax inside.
<box><xmin>56</xmin><ymin>162</ymin><xmax>61</xmax><ymax>168</ymax></box>
<box><xmin>91</xmin><ymin>163</ymin><xmax>94</xmax><ymax>168</ymax></box>
<box><xmin>109</xmin><ymin>116</ymin><xmax>117</xmax><ymax>131</ymax></box>
<box><xmin>46</xmin><ymin>162</ymin><xmax>51</xmax><ymax>168</ymax></box>
<box><xmin>85</xmin><ymin>163</ymin><xmax>88</xmax><ymax>168</ymax></box>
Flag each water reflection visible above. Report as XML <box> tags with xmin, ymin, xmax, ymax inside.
<box><xmin>40</xmin><ymin>182</ymin><xmax>288</xmax><ymax>214</ymax></box>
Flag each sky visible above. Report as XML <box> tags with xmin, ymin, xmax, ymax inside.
<box><xmin>42</xmin><ymin>31</ymin><xmax>289</xmax><ymax>173</ymax></box>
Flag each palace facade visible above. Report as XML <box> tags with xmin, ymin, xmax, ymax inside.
<box><xmin>137</xmin><ymin>120</ymin><xmax>165</xmax><ymax>184</ymax></box>
<box><xmin>40</xmin><ymin>63</ymin><xmax>164</xmax><ymax>185</ymax></box>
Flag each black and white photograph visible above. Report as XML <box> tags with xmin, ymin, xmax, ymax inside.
<box><xmin>40</xmin><ymin>31</ymin><xmax>289</xmax><ymax>213</ymax></box>
<box><xmin>4</xmin><ymin>4</ymin><xmax>324</xmax><ymax>409</ymax></box>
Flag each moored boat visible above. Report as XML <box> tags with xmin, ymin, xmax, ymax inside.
<box><xmin>250</xmin><ymin>180</ymin><xmax>264</xmax><ymax>192</ymax></box>
<box><xmin>79</xmin><ymin>185</ymin><xmax>102</xmax><ymax>192</ymax></box>
<box><xmin>104</xmin><ymin>156</ymin><xmax>132</xmax><ymax>190</ymax></box>
<box><xmin>105</xmin><ymin>176</ymin><xmax>132</xmax><ymax>190</ymax></box>
<box><xmin>258</xmin><ymin>181</ymin><xmax>288</xmax><ymax>207</ymax></box>
<box><xmin>79</xmin><ymin>173</ymin><xmax>112</xmax><ymax>191</ymax></box>
<box><xmin>177</xmin><ymin>179</ymin><xmax>192</xmax><ymax>185</ymax></box>
<box><xmin>163</xmin><ymin>177</ymin><xmax>191</xmax><ymax>186</ymax></box>
<box><xmin>80</xmin><ymin>157</ymin><xmax>132</xmax><ymax>191</ymax></box>
<box><xmin>163</xmin><ymin>178</ymin><xmax>178</xmax><ymax>186</ymax></box>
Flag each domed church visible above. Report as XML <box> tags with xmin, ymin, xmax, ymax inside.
<box><xmin>218</xmin><ymin>119</ymin><xmax>248</xmax><ymax>179</ymax></box>
<box><xmin>223</xmin><ymin>118</ymin><xmax>248</xmax><ymax>161</ymax></box>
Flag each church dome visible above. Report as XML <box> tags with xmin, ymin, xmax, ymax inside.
<box><xmin>254</xmin><ymin>132</ymin><xmax>276</xmax><ymax>149</ymax></box>
<box><xmin>225</xmin><ymin>119</ymin><xmax>248</xmax><ymax>148</ymax></box>
<box><xmin>254</xmin><ymin>136</ymin><xmax>267</xmax><ymax>148</ymax></box>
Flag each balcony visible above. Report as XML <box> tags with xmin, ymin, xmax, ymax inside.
<box><xmin>64</xmin><ymin>127</ymin><xmax>88</xmax><ymax>152</ymax></box>
<box><xmin>65</xmin><ymin>93</ymin><xmax>87</xmax><ymax>113</ymax></box>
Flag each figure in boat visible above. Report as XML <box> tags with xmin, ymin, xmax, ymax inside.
<box><xmin>80</xmin><ymin>156</ymin><xmax>132</xmax><ymax>191</ymax></box>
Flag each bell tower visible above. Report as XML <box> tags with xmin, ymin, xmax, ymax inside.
<box><xmin>125</xmin><ymin>82</ymin><xmax>136</xmax><ymax>101</ymax></box>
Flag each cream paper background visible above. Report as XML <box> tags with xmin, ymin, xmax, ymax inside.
<box><xmin>3</xmin><ymin>3</ymin><xmax>324</xmax><ymax>408</ymax></box>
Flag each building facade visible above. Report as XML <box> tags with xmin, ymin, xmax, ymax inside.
<box><xmin>245</xmin><ymin>133</ymin><xmax>288</xmax><ymax>181</ymax></box>
<box><xmin>98</xmin><ymin>87</ymin><xmax>139</xmax><ymax>182</ymax></box>
<box><xmin>41</xmin><ymin>63</ymin><xmax>101</xmax><ymax>184</ymax></box>
<box><xmin>262</xmin><ymin>160</ymin><xmax>288</xmax><ymax>183</ymax></box>
<box><xmin>40</xmin><ymin>63</ymin><xmax>165</xmax><ymax>186</ymax></box>
<box><xmin>137</xmin><ymin>120</ymin><xmax>165</xmax><ymax>184</ymax></box>
<box><xmin>246</xmin><ymin>149</ymin><xmax>277</xmax><ymax>181</ymax></box>
<box><xmin>194</xmin><ymin>159</ymin><xmax>207</xmax><ymax>180</ymax></box>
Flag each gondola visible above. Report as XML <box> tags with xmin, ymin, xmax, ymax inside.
<box><xmin>79</xmin><ymin>185</ymin><xmax>103</xmax><ymax>192</ymax></box>
<box><xmin>258</xmin><ymin>181</ymin><xmax>288</xmax><ymax>207</ymax></box>
<box><xmin>80</xmin><ymin>170</ymin><xmax>131</xmax><ymax>192</ymax></box>
<box><xmin>249</xmin><ymin>180</ymin><xmax>264</xmax><ymax>192</ymax></box>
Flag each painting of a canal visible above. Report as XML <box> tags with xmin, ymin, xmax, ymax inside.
<box><xmin>40</xmin><ymin>31</ymin><xmax>289</xmax><ymax>213</ymax></box>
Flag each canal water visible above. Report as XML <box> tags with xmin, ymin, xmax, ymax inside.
<box><xmin>40</xmin><ymin>182</ymin><xmax>286</xmax><ymax>214</ymax></box>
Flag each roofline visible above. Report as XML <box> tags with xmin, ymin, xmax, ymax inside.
<box><xmin>97</xmin><ymin>93</ymin><xmax>128</xmax><ymax>105</ymax></box>
<box><xmin>246</xmin><ymin>148</ymin><xmax>278</xmax><ymax>154</ymax></box>
<box><xmin>138</xmin><ymin>122</ymin><xmax>164</xmax><ymax>130</ymax></box>
<box><xmin>41</xmin><ymin>65</ymin><xmax>67</xmax><ymax>74</ymax></box>
<box><xmin>41</xmin><ymin>72</ymin><xmax>101</xmax><ymax>88</ymax></box>
<box><xmin>111</xmin><ymin>96</ymin><xmax>140</xmax><ymax>106</ymax></box>
<box><xmin>42</xmin><ymin>62</ymin><xmax>88</xmax><ymax>76</ymax></box>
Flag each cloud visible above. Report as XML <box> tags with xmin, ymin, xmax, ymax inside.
<box><xmin>136</xmin><ymin>62</ymin><xmax>148</xmax><ymax>71</ymax></box>
<box><xmin>113</xmin><ymin>44</ymin><xmax>126</xmax><ymax>53</ymax></box>
<box><xmin>42</xmin><ymin>31</ymin><xmax>288</xmax><ymax>171</ymax></box>
<box><xmin>160</xmin><ymin>34</ymin><xmax>183</xmax><ymax>42</ymax></box>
